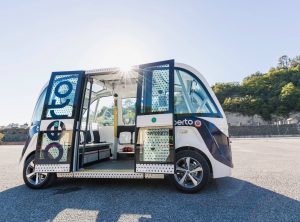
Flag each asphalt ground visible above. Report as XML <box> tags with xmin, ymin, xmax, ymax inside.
<box><xmin>0</xmin><ymin>138</ymin><xmax>300</xmax><ymax>222</ymax></box>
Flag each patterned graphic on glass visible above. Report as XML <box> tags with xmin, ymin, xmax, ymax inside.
<box><xmin>151</xmin><ymin>70</ymin><xmax>169</xmax><ymax>112</ymax></box>
<box><xmin>139</xmin><ymin>128</ymin><xmax>170</xmax><ymax>162</ymax></box>
<box><xmin>37</xmin><ymin>129</ymin><xmax>72</xmax><ymax>163</ymax></box>
<box><xmin>45</xmin><ymin>74</ymin><xmax>79</xmax><ymax>118</ymax></box>
<box><xmin>36</xmin><ymin>73</ymin><xmax>81</xmax><ymax>165</ymax></box>
<box><xmin>140</xmin><ymin>64</ymin><xmax>170</xmax><ymax>114</ymax></box>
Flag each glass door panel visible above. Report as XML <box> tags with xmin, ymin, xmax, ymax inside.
<box><xmin>135</xmin><ymin>60</ymin><xmax>175</xmax><ymax>174</ymax></box>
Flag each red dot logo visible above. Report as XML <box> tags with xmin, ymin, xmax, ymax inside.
<box><xmin>194</xmin><ymin>120</ymin><xmax>202</xmax><ymax>128</ymax></box>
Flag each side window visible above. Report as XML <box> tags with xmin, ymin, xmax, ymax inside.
<box><xmin>31</xmin><ymin>87</ymin><xmax>47</xmax><ymax>124</ymax></box>
<box><xmin>95</xmin><ymin>96</ymin><xmax>114</xmax><ymax>126</ymax></box>
<box><xmin>87</xmin><ymin>98</ymin><xmax>98</xmax><ymax>124</ymax></box>
<box><xmin>122</xmin><ymin>98</ymin><xmax>136</xmax><ymax>125</ymax></box>
<box><xmin>81</xmin><ymin>95</ymin><xmax>114</xmax><ymax>128</ymax></box>
<box><xmin>174</xmin><ymin>69</ymin><xmax>219</xmax><ymax>116</ymax></box>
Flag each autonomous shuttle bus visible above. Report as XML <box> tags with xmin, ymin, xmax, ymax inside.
<box><xmin>20</xmin><ymin>60</ymin><xmax>232</xmax><ymax>193</ymax></box>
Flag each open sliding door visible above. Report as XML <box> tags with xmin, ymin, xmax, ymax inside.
<box><xmin>135</xmin><ymin>60</ymin><xmax>175</xmax><ymax>174</ymax></box>
<box><xmin>35</xmin><ymin>71</ymin><xmax>85</xmax><ymax>173</ymax></box>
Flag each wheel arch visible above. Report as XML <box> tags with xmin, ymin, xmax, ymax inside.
<box><xmin>25</xmin><ymin>151</ymin><xmax>36</xmax><ymax>164</ymax></box>
<box><xmin>175</xmin><ymin>146</ymin><xmax>213</xmax><ymax>175</ymax></box>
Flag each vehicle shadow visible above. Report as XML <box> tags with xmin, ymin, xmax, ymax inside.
<box><xmin>0</xmin><ymin>177</ymin><xmax>299</xmax><ymax>222</ymax></box>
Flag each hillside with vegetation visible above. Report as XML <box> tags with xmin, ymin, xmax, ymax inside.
<box><xmin>212</xmin><ymin>55</ymin><xmax>300</xmax><ymax>120</ymax></box>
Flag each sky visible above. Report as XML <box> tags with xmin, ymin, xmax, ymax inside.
<box><xmin>0</xmin><ymin>0</ymin><xmax>300</xmax><ymax>125</ymax></box>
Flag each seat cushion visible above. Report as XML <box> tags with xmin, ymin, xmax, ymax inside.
<box><xmin>79</xmin><ymin>142</ymin><xmax>111</xmax><ymax>153</ymax></box>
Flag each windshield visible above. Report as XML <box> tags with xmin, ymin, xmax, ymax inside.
<box><xmin>31</xmin><ymin>87</ymin><xmax>47</xmax><ymax>124</ymax></box>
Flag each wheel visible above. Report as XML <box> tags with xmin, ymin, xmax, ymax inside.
<box><xmin>23</xmin><ymin>154</ymin><xmax>56</xmax><ymax>189</ymax></box>
<box><xmin>169</xmin><ymin>150</ymin><xmax>210</xmax><ymax>193</ymax></box>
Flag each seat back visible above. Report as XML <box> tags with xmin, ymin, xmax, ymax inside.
<box><xmin>117</xmin><ymin>126</ymin><xmax>135</xmax><ymax>144</ymax></box>
<box><xmin>85</xmin><ymin>130</ymin><xmax>92</xmax><ymax>144</ymax></box>
<box><xmin>119</xmin><ymin>132</ymin><xmax>132</xmax><ymax>144</ymax></box>
<box><xmin>93</xmin><ymin>130</ymin><xmax>101</xmax><ymax>143</ymax></box>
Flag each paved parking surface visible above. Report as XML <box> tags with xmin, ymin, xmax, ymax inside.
<box><xmin>0</xmin><ymin>138</ymin><xmax>300</xmax><ymax>222</ymax></box>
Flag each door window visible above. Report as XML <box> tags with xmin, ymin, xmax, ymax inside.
<box><xmin>139</xmin><ymin>65</ymin><xmax>172</xmax><ymax>114</ymax></box>
<box><xmin>44</xmin><ymin>74</ymin><xmax>80</xmax><ymax>119</ymax></box>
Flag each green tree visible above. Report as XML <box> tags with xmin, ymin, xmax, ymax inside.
<box><xmin>212</xmin><ymin>54</ymin><xmax>300</xmax><ymax>120</ymax></box>
<box><xmin>122</xmin><ymin>98</ymin><xmax>136</xmax><ymax>125</ymax></box>
<box><xmin>277</xmin><ymin>55</ymin><xmax>290</xmax><ymax>69</ymax></box>
<box><xmin>280</xmin><ymin>82</ymin><xmax>300</xmax><ymax>112</ymax></box>
<box><xmin>212</xmin><ymin>82</ymin><xmax>241</xmax><ymax>104</ymax></box>
<box><xmin>97</xmin><ymin>105</ymin><xmax>114</xmax><ymax>126</ymax></box>
<box><xmin>290</xmin><ymin>55</ymin><xmax>300</xmax><ymax>68</ymax></box>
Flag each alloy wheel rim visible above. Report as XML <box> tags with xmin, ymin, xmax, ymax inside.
<box><xmin>25</xmin><ymin>160</ymin><xmax>48</xmax><ymax>185</ymax></box>
<box><xmin>174</xmin><ymin>157</ymin><xmax>203</xmax><ymax>188</ymax></box>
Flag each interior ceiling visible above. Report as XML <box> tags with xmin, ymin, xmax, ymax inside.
<box><xmin>92</xmin><ymin>70</ymin><xmax>139</xmax><ymax>82</ymax></box>
<box><xmin>91</xmin><ymin>70</ymin><xmax>138</xmax><ymax>92</ymax></box>
<box><xmin>89</xmin><ymin>70</ymin><xmax>138</xmax><ymax>99</ymax></box>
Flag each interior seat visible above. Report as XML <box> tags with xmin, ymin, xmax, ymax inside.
<box><xmin>79</xmin><ymin>125</ymin><xmax>112</xmax><ymax>165</ymax></box>
<box><xmin>79</xmin><ymin>130</ymin><xmax>111</xmax><ymax>152</ymax></box>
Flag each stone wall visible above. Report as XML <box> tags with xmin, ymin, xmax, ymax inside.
<box><xmin>229</xmin><ymin>124</ymin><xmax>300</xmax><ymax>137</ymax></box>
<box><xmin>225</xmin><ymin>112</ymin><xmax>300</xmax><ymax>126</ymax></box>
<box><xmin>225</xmin><ymin>112</ymin><xmax>270</xmax><ymax>126</ymax></box>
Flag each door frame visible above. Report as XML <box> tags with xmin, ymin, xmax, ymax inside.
<box><xmin>134</xmin><ymin>59</ymin><xmax>175</xmax><ymax>174</ymax></box>
<box><xmin>75</xmin><ymin>77</ymin><xmax>94</xmax><ymax>170</ymax></box>
<box><xmin>35</xmin><ymin>71</ymin><xmax>86</xmax><ymax>173</ymax></box>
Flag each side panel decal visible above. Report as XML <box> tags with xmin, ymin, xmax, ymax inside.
<box><xmin>175</xmin><ymin>115</ymin><xmax>233</xmax><ymax>167</ymax></box>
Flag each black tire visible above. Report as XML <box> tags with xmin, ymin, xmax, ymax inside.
<box><xmin>23</xmin><ymin>154</ymin><xmax>57</xmax><ymax>189</ymax></box>
<box><xmin>169</xmin><ymin>150</ymin><xmax>210</xmax><ymax>193</ymax></box>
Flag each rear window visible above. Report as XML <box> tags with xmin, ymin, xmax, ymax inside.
<box><xmin>122</xmin><ymin>98</ymin><xmax>136</xmax><ymax>125</ymax></box>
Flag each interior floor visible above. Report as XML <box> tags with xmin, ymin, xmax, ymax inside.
<box><xmin>84</xmin><ymin>158</ymin><xmax>134</xmax><ymax>171</ymax></box>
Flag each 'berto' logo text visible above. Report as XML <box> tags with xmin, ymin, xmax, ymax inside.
<box><xmin>174</xmin><ymin>119</ymin><xmax>202</xmax><ymax>128</ymax></box>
